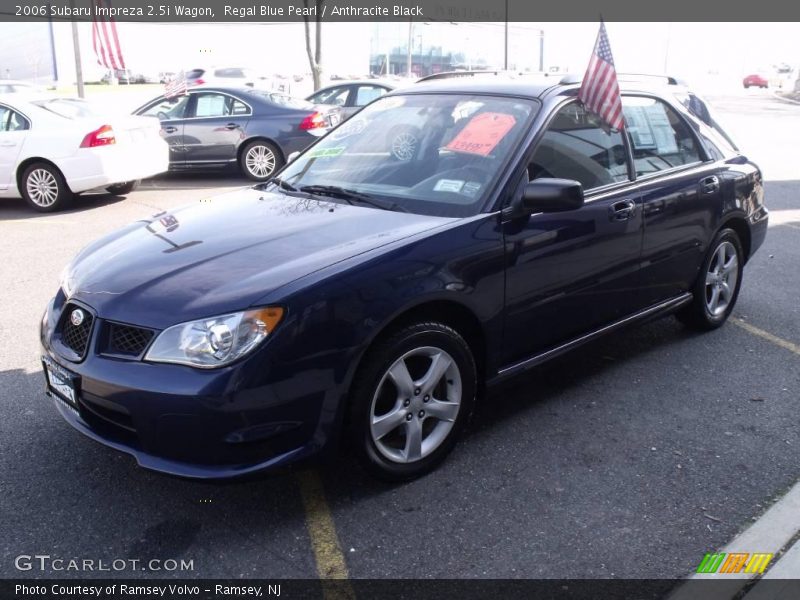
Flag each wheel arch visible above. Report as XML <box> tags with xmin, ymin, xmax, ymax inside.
<box><xmin>236</xmin><ymin>136</ymin><xmax>285</xmax><ymax>165</ymax></box>
<box><xmin>16</xmin><ymin>157</ymin><xmax>72</xmax><ymax>194</ymax></box>
<box><xmin>719</xmin><ymin>215</ymin><xmax>751</xmax><ymax>263</ymax></box>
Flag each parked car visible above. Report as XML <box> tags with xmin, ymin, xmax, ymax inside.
<box><xmin>101</xmin><ymin>69</ymin><xmax>153</xmax><ymax>84</ymax></box>
<box><xmin>133</xmin><ymin>87</ymin><xmax>340</xmax><ymax>180</ymax></box>
<box><xmin>0</xmin><ymin>79</ymin><xmax>49</xmax><ymax>93</ymax></box>
<box><xmin>182</xmin><ymin>67</ymin><xmax>271</xmax><ymax>89</ymax></box>
<box><xmin>0</xmin><ymin>95</ymin><xmax>168</xmax><ymax>211</ymax></box>
<box><xmin>42</xmin><ymin>76</ymin><xmax>767</xmax><ymax>480</ymax></box>
<box><xmin>743</xmin><ymin>74</ymin><xmax>769</xmax><ymax>89</ymax></box>
<box><xmin>306</xmin><ymin>80</ymin><xmax>395</xmax><ymax>120</ymax></box>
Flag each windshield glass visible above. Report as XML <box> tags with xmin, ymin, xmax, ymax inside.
<box><xmin>276</xmin><ymin>93</ymin><xmax>538</xmax><ymax>217</ymax></box>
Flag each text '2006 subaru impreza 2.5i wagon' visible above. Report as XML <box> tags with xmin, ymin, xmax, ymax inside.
<box><xmin>41</xmin><ymin>74</ymin><xmax>768</xmax><ymax>481</ymax></box>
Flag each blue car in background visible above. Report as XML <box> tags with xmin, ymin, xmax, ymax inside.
<box><xmin>42</xmin><ymin>75</ymin><xmax>767</xmax><ymax>481</ymax></box>
<box><xmin>134</xmin><ymin>86</ymin><xmax>340</xmax><ymax>181</ymax></box>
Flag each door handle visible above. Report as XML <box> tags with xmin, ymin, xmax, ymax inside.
<box><xmin>224</xmin><ymin>123</ymin><xmax>240</xmax><ymax>130</ymax></box>
<box><xmin>609</xmin><ymin>199</ymin><xmax>637</xmax><ymax>221</ymax></box>
<box><xmin>162</xmin><ymin>126</ymin><xmax>177</xmax><ymax>134</ymax></box>
<box><xmin>700</xmin><ymin>175</ymin><xmax>720</xmax><ymax>194</ymax></box>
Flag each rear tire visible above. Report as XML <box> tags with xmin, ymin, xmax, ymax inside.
<box><xmin>105</xmin><ymin>180</ymin><xmax>140</xmax><ymax>195</ymax></box>
<box><xmin>19</xmin><ymin>162</ymin><xmax>72</xmax><ymax>212</ymax></box>
<box><xmin>676</xmin><ymin>228</ymin><xmax>744</xmax><ymax>330</ymax></box>
<box><xmin>240</xmin><ymin>140</ymin><xmax>283</xmax><ymax>181</ymax></box>
<box><xmin>348</xmin><ymin>322</ymin><xmax>477</xmax><ymax>481</ymax></box>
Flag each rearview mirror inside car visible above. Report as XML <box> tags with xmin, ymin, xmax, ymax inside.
<box><xmin>520</xmin><ymin>178</ymin><xmax>584</xmax><ymax>214</ymax></box>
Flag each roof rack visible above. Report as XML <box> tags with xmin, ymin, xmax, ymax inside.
<box><xmin>558</xmin><ymin>73</ymin><xmax>683</xmax><ymax>86</ymax></box>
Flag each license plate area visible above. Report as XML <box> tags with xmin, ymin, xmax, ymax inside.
<box><xmin>43</xmin><ymin>356</ymin><xmax>80</xmax><ymax>410</ymax></box>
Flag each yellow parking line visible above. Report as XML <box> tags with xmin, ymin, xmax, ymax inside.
<box><xmin>296</xmin><ymin>470</ymin><xmax>355</xmax><ymax>600</ymax></box>
<box><xmin>733</xmin><ymin>319</ymin><xmax>800</xmax><ymax>356</ymax></box>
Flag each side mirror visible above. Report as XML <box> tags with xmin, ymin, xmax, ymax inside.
<box><xmin>287</xmin><ymin>151</ymin><xmax>300</xmax><ymax>163</ymax></box>
<box><xmin>520</xmin><ymin>178</ymin><xmax>584</xmax><ymax>214</ymax></box>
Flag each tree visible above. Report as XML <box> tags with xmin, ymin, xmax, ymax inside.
<box><xmin>303</xmin><ymin>0</ymin><xmax>324</xmax><ymax>91</ymax></box>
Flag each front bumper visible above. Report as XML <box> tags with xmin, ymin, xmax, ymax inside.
<box><xmin>40</xmin><ymin>295</ymin><xmax>330</xmax><ymax>479</ymax></box>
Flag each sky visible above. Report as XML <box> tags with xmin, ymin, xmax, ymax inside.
<box><xmin>3</xmin><ymin>21</ymin><xmax>798</xmax><ymax>87</ymax></box>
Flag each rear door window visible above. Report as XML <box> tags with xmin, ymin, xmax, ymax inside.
<box><xmin>622</xmin><ymin>96</ymin><xmax>702</xmax><ymax>176</ymax></box>
<box><xmin>353</xmin><ymin>85</ymin><xmax>388</xmax><ymax>107</ymax></box>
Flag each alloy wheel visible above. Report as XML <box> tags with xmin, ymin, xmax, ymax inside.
<box><xmin>245</xmin><ymin>145</ymin><xmax>276</xmax><ymax>179</ymax></box>
<box><xmin>705</xmin><ymin>240</ymin><xmax>739</xmax><ymax>316</ymax></box>
<box><xmin>26</xmin><ymin>169</ymin><xmax>59</xmax><ymax>208</ymax></box>
<box><xmin>369</xmin><ymin>346</ymin><xmax>462</xmax><ymax>464</ymax></box>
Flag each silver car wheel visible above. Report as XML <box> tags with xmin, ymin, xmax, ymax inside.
<box><xmin>369</xmin><ymin>346</ymin><xmax>462</xmax><ymax>464</ymax></box>
<box><xmin>391</xmin><ymin>132</ymin><xmax>417</xmax><ymax>161</ymax></box>
<box><xmin>26</xmin><ymin>168</ymin><xmax>59</xmax><ymax>207</ymax></box>
<box><xmin>705</xmin><ymin>240</ymin><xmax>739</xmax><ymax>317</ymax></box>
<box><xmin>245</xmin><ymin>144</ymin><xmax>276</xmax><ymax>178</ymax></box>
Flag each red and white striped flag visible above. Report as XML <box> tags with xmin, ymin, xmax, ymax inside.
<box><xmin>91</xmin><ymin>0</ymin><xmax>126</xmax><ymax>70</ymax></box>
<box><xmin>164</xmin><ymin>71</ymin><xmax>188</xmax><ymax>98</ymax></box>
<box><xmin>578</xmin><ymin>21</ymin><xmax>625</xmax><ymax>131</ymax></box>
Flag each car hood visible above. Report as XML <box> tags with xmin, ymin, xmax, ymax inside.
<box><xmin>65</xmin><ymin>188</ymin><xmax>454</xmax><ymax>329</ymax></box>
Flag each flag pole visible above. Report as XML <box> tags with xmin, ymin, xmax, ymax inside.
<box><xmin>69</xmin><ymin>0</ymin><xmax>85</xmax><ymax>98</ymax></box>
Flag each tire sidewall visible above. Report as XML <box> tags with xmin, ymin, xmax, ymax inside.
<box><xmin>350</xmin><ymin>323</ymin><xmax>477</xmax><ymax>481</ymax></box>
<box><xmin>20</xmin><ymin>163</ymin><xmax>70</xmax><ymax>212</ymax></box>
<box><xmin>240</xmin><ymin>140</ymin><xmax>283</xmax><ymax>181</ymax></box>
<box><xmin>698</xmin><ymin>228</ymin><xmax>744</xmax><ymax>326</ymax></box>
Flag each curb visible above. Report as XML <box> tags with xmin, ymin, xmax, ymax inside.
<box><xmin>668</xmin><ymin>480</ymin><xmax>800</xmax><ymax>600</ymax></box>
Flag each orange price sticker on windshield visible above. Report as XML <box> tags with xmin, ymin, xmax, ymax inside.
<box><xmin>446</xmin><ymin>112</ymin><xmax>517</xmax><ymax>156</ymax></box>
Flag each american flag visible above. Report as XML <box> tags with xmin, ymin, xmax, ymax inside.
<box><xmin>578</xmin><ymin>21</ymin><xmax>625</xmax><ymax>131</ymax></box>
<box><xmin>91</xmin><ymin>0</ymin><xmax>126</xmax><ymax>71</ymax></box>
<box><xmin>164</xmin><ymin>71</ymin><xmax>188</xmax><ymax>98</ymax></box>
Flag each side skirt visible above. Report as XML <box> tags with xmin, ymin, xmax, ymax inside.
<box><xmin>488</xmin><ymin>292</ymin><xmax>693</xmax><ymax>386</ymax></box>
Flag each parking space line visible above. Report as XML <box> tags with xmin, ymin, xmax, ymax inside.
<box><xmin>733</xmin><ymin>319</ymin><xmax>800</xmax><ymax>357</ymax></box>
<box><xmin>296</xmin><ymin>470</ymin><xmax>355</xmax><ymax>599</ymax></box>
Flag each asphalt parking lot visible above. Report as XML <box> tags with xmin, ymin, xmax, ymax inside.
<box><xmin>1</xmin><ymin>88</ymin><xmax>798</xmax><ymax>582</ymax></box>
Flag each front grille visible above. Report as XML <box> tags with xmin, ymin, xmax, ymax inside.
<box><xmin>60</xmin><ymin>304</ymin><xmax>94</xmax><ymax>358</ymax></box>
<box><xmin>108</xmin><ymin>323</ymin><xmax>154</xmax><ymax>356</ymax></box>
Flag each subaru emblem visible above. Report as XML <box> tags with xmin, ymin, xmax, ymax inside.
<box><xmin>70</xmin><ymin>309</ymin><xmax>85</xmax><ymax>327</ymax></box>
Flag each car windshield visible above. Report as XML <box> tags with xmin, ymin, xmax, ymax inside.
<box><xmin>32</xmin><ymin>98</ymin><xmax>100</xmax><ymax>119</ymax></box>
<box><xmin>275</xmin><ymin>93</ymin><xmax>538</xmax><ymax>217</ymax></box>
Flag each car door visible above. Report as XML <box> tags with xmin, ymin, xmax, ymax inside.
<box><xmin>621</xmin><ymin>95</ymin><xmax>720</xmax><ymax>306</ymax></box>
<box><xmin>182</xmin><ymin>91</ymin><xmax>251</xmax><ymax>165</ymax></box>
<box><xmin>502</xmin><ymin>100</ymin><xmax>643</xmax><ymax>364</ymax></box>
<box><xmin>137</xmin><ymin>94</ymin><xmax>191</xmax><ymax>168</ymax></box>
<box><xmin>347</xmin><ymin>85</ymin><xmax>389</xmax><ymax>118</ymax></box>
<box><xmin>0</xmin><ymin>104</ymin><xmax>29</xmax><ymax>192</ymax></box>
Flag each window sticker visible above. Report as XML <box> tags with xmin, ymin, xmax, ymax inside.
<box><xmin>433</xmin><ymin>179</ymin><xmax>465</xmax><ymax>193</ymax></box>
<box><xmin>462</xmin><ymin>181</ymin><xmax>482</xmax><ymax>198</ymax></box>
<box><xmin>446</xmin><ymin>112</ymin><xmax>517</xmax><ymax>156</ymax></box>
<box><xmin>307</xmin><ymin>146</ymin><xmax>345</xmax><ymax>158</ymax></box>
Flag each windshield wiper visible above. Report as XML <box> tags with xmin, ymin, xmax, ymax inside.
<box><xmin>260</xmin><ymin>176</ymin><xmax>298</xmax><ymax>192</ymax></box>
<box><xmin>299</xmin><ymin>185</ymin><xmax>407</xmax><ymax>212</ymax></box>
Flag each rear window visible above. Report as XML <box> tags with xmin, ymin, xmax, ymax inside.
<box><xmin>214</xmin><ymin>68</ymin><xmax>250</xmax><ymax>78</ymax></box>
<box><xmin>32</xmin><ymin>98</ymin><xmax>100</xmax><ymax>119</ymax></box>
<box><xmin>248</xmin><ymin>91</ymin><xmax>313</xmax><ymax>109</ymax></box>
<box><xmin>186</xmin><ymin>69</ymin><xmax>205</xmax><ymax>80</ymax></box>
<box><xmin>673</xmin><ymin>91</ymin><xmax>739</xmax><ymax>152</ymax></box>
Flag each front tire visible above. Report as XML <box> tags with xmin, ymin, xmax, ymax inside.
<box><xmin>105</xmin><ymin>180</ymin><xmax>140</xmax><ymax>195</ymax></box>
<box><xmin>348</xmin><ymin>322</ymin><xmax>477</xmax><ymax>481</ymax></box>
<box><xmin>20</xmin><ymin>162</ymin><xmax>72</xmax><ymax>212</ymax></box>
<box><xmin>677</xmin><ymin>228</ymin><xmax>744</xmax><ymax>330</ymax></box>
<box><xmin>240</xmin><ymin>140</ymin><xmax>283</xmax><ymax>181</ymax></box>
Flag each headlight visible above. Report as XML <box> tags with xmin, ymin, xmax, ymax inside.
<box><xmin>59</xmin><ymin>264</ymin><xmax>74</xmax><ymax>298</ymax></box>
<box><xmin>145</xmin><ymin>307</ymin><xmax>284</xmax><ymax>368</ymax></box>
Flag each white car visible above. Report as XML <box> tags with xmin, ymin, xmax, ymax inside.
<box><xmin>0</xmin><ymin>95</ymin><xmax>169</xmax><ymax>211</ymax></box>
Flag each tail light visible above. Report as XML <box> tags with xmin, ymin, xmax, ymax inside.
<box><xmin>192</xmin><ymin>78</ymin><xmax>205</xmax><ymax>86</ymax></box>
<box><xmin>299</xmin><ymin>112</ymin><xmax>327</xmax><ymax>131</ymax></box>
<box><xmin>80</xmin><ymin>125</ymin><xmax>115</xmax><ymax>148</ymax></box>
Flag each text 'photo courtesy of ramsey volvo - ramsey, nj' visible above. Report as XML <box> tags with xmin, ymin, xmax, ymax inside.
<box><xmin>41</xmin><ymin>74</ymin><xmax>767</xmax><ymax>481</ymax></box>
